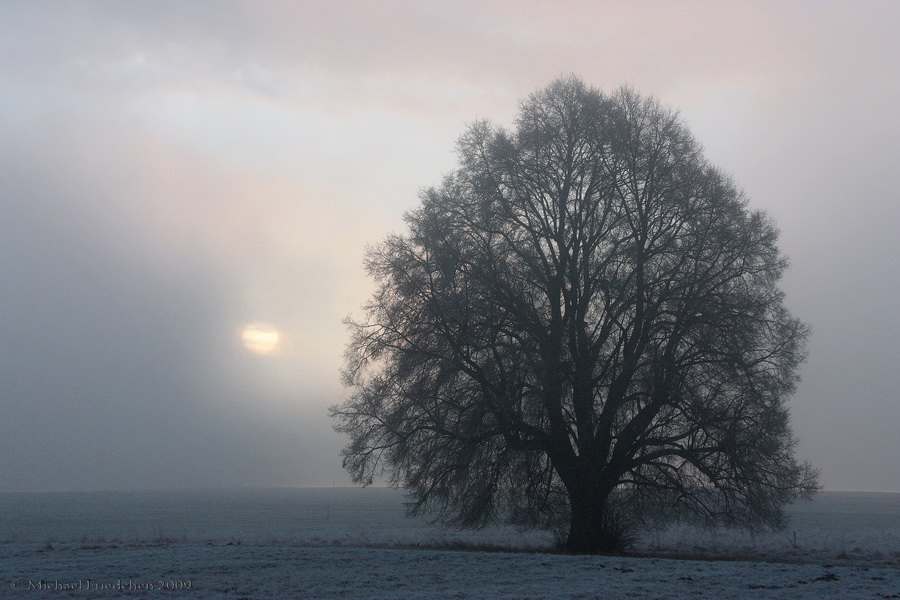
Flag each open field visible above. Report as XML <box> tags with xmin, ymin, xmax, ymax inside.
<box><xmin>1</xmin><ymin>488</ymin><xmax>897</xmax><ymax>598</ymax></box>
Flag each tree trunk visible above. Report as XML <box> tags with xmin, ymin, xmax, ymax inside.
<box><xmin>563</xmin><ymin>477</ymin><xmax>625</xmax><ymax>554</ymax></box>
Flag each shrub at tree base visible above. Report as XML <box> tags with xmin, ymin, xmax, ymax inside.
<box><xmin>331</xmin><ymin>76</ymin><xmax>819</xmax><ymax>555</ymax></box>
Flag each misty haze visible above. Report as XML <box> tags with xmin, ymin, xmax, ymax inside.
<box><xmin>1</xmin><ymin>1</ymin><xmax>897</xmax><ymax>598</ymax></box>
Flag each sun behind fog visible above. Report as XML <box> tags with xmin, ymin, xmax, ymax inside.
<box><xmin>241</xmin><ymin>324</ymin><xmax>280</xmax><ymax>355</ymax></box>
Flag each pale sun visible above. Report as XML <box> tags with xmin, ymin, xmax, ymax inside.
<box><xmin>241</xmin><ymin>324</ymin><xmax>280</xmax><ymax>355</ymax></box>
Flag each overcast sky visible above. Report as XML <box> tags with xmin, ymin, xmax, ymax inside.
<box><xmin>1</xmin><ymin>0</ymin><xmax>897</xmax><ymax>494</ymax></box>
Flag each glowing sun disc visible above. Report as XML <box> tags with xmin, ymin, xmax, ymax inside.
<box><xmin>241</xmin><ymin>324</ymin><xmax>280</xmax><ymax>355</ymax></box>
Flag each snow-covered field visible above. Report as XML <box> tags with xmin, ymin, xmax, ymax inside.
<box><xmin>1</xmin><ymin>488</ymin><xmax>897</xmax><ymax>599</ymax></box>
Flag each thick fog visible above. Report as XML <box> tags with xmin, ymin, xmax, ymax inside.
<box><xmin>1</xmin><ymin>1</ymin><xmax>897</xmax><ymax>492</ymax></box>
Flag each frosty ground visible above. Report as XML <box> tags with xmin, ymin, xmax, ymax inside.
<box><xmin>4</xmin><ymin>541</ymin><xmax>898</xmax><ymax>599</ymax></box>
<box><xmin>2</xmin><ymin>489</ymin><xmax>897</xmax><ymax>598</ymax></box>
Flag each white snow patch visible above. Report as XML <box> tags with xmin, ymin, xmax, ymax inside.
<box><xmin>1</xmin><ymin>489</ymin><xmax>897</xmax><ymax>598</ymax></box>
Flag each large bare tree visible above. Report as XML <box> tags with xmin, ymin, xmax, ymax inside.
<box><xmin>332</xmin><ymin>77</ymin><xmax>818</xmax><ymax>553</ymax></box>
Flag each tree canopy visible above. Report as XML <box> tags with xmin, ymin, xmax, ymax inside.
<box><xmin>332</xmin><ymin>76</ymin><xmax>818</xmax><ymax>553</ymax></box>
